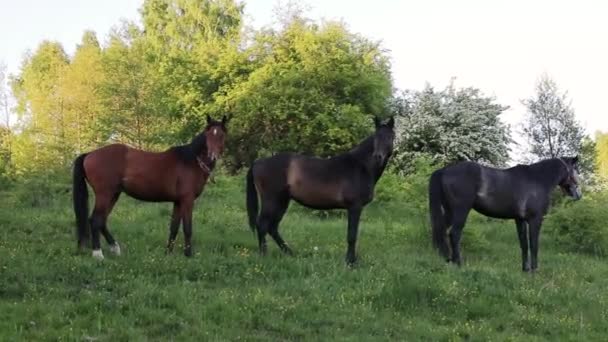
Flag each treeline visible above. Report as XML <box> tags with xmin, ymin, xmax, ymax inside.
<box><xmin>0</xmin><ymin>0</ymin><xmax>606</xmax><ymax>183</ymax></box>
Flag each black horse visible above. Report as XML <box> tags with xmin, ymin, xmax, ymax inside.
<box><xmin>246</xmin><ymin>117</ymin><xmax>395</xmax><ymax>264</ymax></box>
<box><xmin>429</xmin><ymin>157</ymin><xmax>582</xmax><ymax>271</ymax></box>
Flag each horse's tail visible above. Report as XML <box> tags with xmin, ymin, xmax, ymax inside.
<box><xmin>73</xmin><ymin>153</ymin><xmax>90</xmax><ymax>250</ymax></box>
<box><xmin>246</xmin><ymin>166</ymin><xmax>258</xmax><ymax>233</ymax></box>
<box><xmin>429</xmin><ymin>169</ymin><xmax>450</xmax><ymax>260</ymax></box>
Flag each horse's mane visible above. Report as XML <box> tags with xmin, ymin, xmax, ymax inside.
<box><xmin>345</xmin><ymin>132</ymin><xmax>390</xmax><ymax>181</ymax></box>
<box><xmin>347</xmin><ymin>134</ymin><xmax>375</xmax><ymax>159</ymax></box>
<box><xmin>508</xmin><ymin>158</ymin><xmax>566</xmax><ymax>186</ymax></box>
<box><xmin>170</xmin><ymin>131</ymin><xmax>207</xmax><ymax>163</ymax></box>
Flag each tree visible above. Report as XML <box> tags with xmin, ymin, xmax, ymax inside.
<box><xmin>392</xmin><ymin>81</ymin><xmax>511</xmax><ymax>172</ymax></box>
<box><xmin>222</xmin><ymin>15</ymin><xmax>392</xmax><ymax>168</ymax></box>
<box><xmin>0</xmin><ymin>62</ymin><xmax>12</xmax><ymax>179</ymax></box>
<box><xmin>99</xmin><ymin>23</ymin><xmax>171</xmax><ymax>149</ymax></box>
<box><xmin>62</xmin><ymin>31</ymin><xmax>105</xmax><ymax>152</ymax></box>
<box><xmin>11</xmin><ymin>41</ymin><xmax>72</xmax><ymax>173</ymax></box>
<box><xmin>596</xmin><ymin>131</ymin><xmax>608</xmax><ymax>181</ymax></box>
<box><xmin>140</xmin><ymin>0</ymin><xmax>245</xmax><ymax>141</ymax></box>
<box><xmin>521</xmin><ymin>74</ymin><xmax>586</xmax><ymax>161</ymax></box>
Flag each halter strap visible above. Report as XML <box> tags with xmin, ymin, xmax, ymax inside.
<box><xmin>196</xmin><ymin>156</ymin><xmax>212</xmax><ymax>174</ymax></box>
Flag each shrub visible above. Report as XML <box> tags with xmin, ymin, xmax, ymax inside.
<box><xmin>546</xmin><ymin>192</ymin><xmax>608</xmax><ymax>257</ymax></box>
<box><xmin>14</xmin><ymin>171</ymin><xmax>70</xmax><ymax>208</ymax></box>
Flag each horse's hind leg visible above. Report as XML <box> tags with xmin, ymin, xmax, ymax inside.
<box><xmin>257</xmin><ymin>195</ymin><xmax>283</xmax><ymax>256</ymax></box>
<box><xmin>90</xmin><ymin>193</ymin><xmax>114</xmax><ymax>260</ymax></box>
<box><xmin>515</xmin><ymin>219</ymin><xmax>530</xmax><ymax>272</ymax></box>
<box><xmin>448</xmin><ymin>208</ymin><xmax>470</xmax><ymax>266</ymax></box>
<box><xmin>267</xmin><ymin>196</ymin><xmax>292</xmax><ymax>255</ymax></box>
<box><xmin>100</xmin><ymin>192</ymin><xmax>121</xmax><ymax>256</ymax></box>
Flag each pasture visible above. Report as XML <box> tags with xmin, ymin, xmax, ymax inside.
<box><xmin>1</xmin><ymin>173</ymin><xmax>607</xmax><ymax>340</ymax></box>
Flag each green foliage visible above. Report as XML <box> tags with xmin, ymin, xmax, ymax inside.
<box><xmin>595</xmin><ymin>131</ymin><xmax>608</xmax><ymax>186</ymax></box>
<box><xmin>2</xmin><ymin>175</ymin><xmax>608</xmax><ymax>340</ymax></box>
<box><xmin>547</xmin><ymin>192</ymin><xmax>608</xmax><ymax>257</ymax></box>
<box><xmin>7</xmin><ymin>0</ymin><xmax>392</xmax><ymax>175</ymax></box>
<box><xmin>392</xmin><ymin>82</ymin><xmax>511</xmax><ymax>173</ymax></box>
<box><xmin>10</xmin><ymin>41</ymin><xmax>72</xmax><ymax>173</ymax></box>
<box><xmin>223</xmin><ymin>17</ymin><xmax>392</xmax><ymax>168</ymax></box>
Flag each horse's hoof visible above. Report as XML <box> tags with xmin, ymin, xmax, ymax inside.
<box><xmin>184</xmin><ymin>247</ymin><xmax>193</xmax><ymax>257</ymax></box>
<box><xmin>259</xmin><ymin>244</ymin><xmax>268</xmax><ymax>256</ymax></box>
<box><xmin>92</xmin><ymin>249</ymin><xmax>104</xmax><ymax>260</ymax></box>
<box><xmin>345</xmin><ymin>255</ymin><xmax>357</xmax><ymax>266</ymax></box>
<box><xmin>110</xmin><ymin>242</ymin><xmax>121</xmax><ymax>256</ymax></box>
<box><xmin>282</xmin><ymin>245</ymin><xmax>294</xmax><ymax>256</ymax></box>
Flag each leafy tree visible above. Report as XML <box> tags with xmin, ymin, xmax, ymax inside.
<box><xmin>61</xmin><ymin>31</ymin><xmax>105</xmax><ymax>152</ymax></box>
<box><xmin>0</xmin><ymin>62</ymin><xmax>12</xmax><ymax>177</ymax></box>
<box><xmin>11</xmin><ymin>41</ymin><xmax>72</xmax><ymax>173</ymax></box>
<box><xmin>392</xmin><ymin>82</ymin><xmax>511</xmax><ymax>172</ymax></box>
<box><xmin>98</xmin><ymin>23</ymin><xmax>172</xmax><ymax>149</ymax></box>
<box><xmin>521</xmin><ymin>74</ymin><xmax>586</xmax><ymax>161</ymax></box>
<box><xmin>140</xmin><ymin>0</ymin><xmax>245</xmax><ymax>140</ymax></box>
<box><xmin>222</xmin><ymin>16</ymin><xmax>392</xmax><ymax>168</ymax></box>
<box><xmin>596</xmin><ymin>131</ymin><xmax>608</xmax><ymax>181</ymax></box>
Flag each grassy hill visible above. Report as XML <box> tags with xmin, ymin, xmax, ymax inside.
<box><xmin>1</xmin><ymin>174</ymin><xmax>607</xmax><ymax>341</ymax></box>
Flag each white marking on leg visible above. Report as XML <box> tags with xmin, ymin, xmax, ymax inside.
<box><xmin>92</xmin><ymin>249</ymin><xmax>104</xmax><ymax>260</ymax></box>
<box><xmin>110</xmin><ymin>242</ymin><xmax>121</xmax><ymax>256</ymax></box>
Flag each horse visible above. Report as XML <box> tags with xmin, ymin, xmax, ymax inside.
<box><xmin>246</xmin><ymin>117</ymin><xmax>395</xmax><ymax>265</ymax></box>
<box><xmin>72</xmin><ymin>115</ymin><xmax>228</xmax><ymax>259</ymax></box>
<box><xmin>429</xmin><ymin>156</ymin><xmax>582</xmax><ymax>271</ymax></box>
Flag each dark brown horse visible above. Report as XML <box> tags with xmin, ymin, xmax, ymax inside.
<box><xmin>73</xmin><ymin>115</ymin><xmax>228</xmax><ymax>259</ymax></box>
<box><xmin>246</xmin><ymin>117</ymin><xmax>395</xmax><ymax>265</ymax></box>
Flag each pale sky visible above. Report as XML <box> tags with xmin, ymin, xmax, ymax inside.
<box><xmin>1</xmin><ymin>0</ymin><xmax>607</xmax><ymax>139</ymax></box>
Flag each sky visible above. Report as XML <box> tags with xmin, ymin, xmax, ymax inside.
<box><xmin>1</xmin><ymin>0</ymin><xmax>607</xmax><ymax>139</ymax></box>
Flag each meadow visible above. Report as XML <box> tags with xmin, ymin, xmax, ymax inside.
<box><xmin>1</xmin><ymin>172</ymin><xmax>607</xmax><ymax>341</ymax></box>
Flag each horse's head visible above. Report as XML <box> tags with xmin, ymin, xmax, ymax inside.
<box><xmin>204</xmin><ymin>114</ymin><xmax>228</xmax><ymax>161</ymax></box>
<box><xmin>372</xmin><ymin>116</ymin><xmax>395</xmax><ymax>165</ymax></box>
<box><xmin>558</xmin><ymin>156</ymin><xmax>582</xmax><ymax>200</ymax></box>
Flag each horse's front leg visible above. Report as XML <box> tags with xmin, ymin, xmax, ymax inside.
<box><xmin>528</xmin><ymin>216</ymin><xmax>544</xmax><ymax>272</ymax></box>
<box><xmin>515</xmin><ymin>219</ymin><xmax>530</xmax><ymax>271</ymax></box>
<box><xmin>181</xmin><ymin>198</ymin><xmax>194</xmax><ymax>257</ymax></box>
<box><xmin>165</xmin><ymin>202</ymin><xmax>181</xmax><ymax>253</ymax></box>
<box><xmin>345</xmin><ymin>206</ymin><xmax>362</xmax><ymax>265</ymax></box>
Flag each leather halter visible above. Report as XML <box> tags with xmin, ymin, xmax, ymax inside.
<box><xmin>196</xmin><ymin>156</ymin><xmax>212</xmax><ymax>174</ymax></box>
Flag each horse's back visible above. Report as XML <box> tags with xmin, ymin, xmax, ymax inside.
<box><xmin>252</xmin><ymin>152</ymin><xmax>363</xmax><ymax>208</ymax></box>
<box><xmin>439</xmin><ymin>161</ymin><xmax>535</xmax><ymax>219</ymax></box>
<box><xmin>84</xmin><ymin>143</ymin><xmax>180</xmax><ymax>198</ymax></box>
<box><xmin>83</xmin><ymin>144</ymin><xmax>129</xmax><ymax>185</ymax></box>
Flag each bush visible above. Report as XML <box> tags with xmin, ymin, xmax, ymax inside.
<box><xmin>546</xmin><ymin>192</ymin><xmax>608</xmax><ymax>257</ymax></box>
<box><xmin>13</xmin><ymin>171</ymin><xmax>71</xmax><ymax>208</ymax></box>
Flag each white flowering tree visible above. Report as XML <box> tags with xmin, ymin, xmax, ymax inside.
<box><xmin>391</xmin><ymin>82</ymin><xmax>512</xmax><ymax>173</ymax></box>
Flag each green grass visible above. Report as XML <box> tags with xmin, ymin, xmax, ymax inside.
<box><xmin>1</xmin><ymin>174</ymin><xmax>607</xmax><ymax>341</ymax></box>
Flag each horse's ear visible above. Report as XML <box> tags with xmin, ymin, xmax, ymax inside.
<box><xmin>373</xmin><ymin>117</ymin><xmax>381</xmax><ymax>129</ymax></box>
<box><xmin>206</xmin><ymin>114</ymin><xmax>212</xmax><ymax>125</ymax></box>
<box><xmin>387</xmin><ymin>116</ymin><xmax>395</xmax><ymax>129</ymax></box>
<box><xmin>221</xmin><ymin>115</ymin><xmax>229</xmax><ymax>127</ymax></box>
<box><xmin>573</xmin><ymin>155</ymin><xmax>579</xmax><ymax>164</ymax></box>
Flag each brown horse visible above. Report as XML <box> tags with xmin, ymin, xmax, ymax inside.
<box><xmin>73</xmin><ymin>115</ymin><xmax>228</xmax><ymax>259</ymax></box>
<box><xmin>246</xmin><ymin>117</ymin><xmax>395</xmax><ymax>265</ymax></box>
